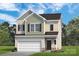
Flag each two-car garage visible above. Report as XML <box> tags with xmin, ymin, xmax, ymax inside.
<box><xmin>17</xmin><ymin>41</ymin><xmax>41</xmax><ymax>52</ymax></box>
<box><xmin>15</xmin><ymin>37</ymin><xmax>44</xmax><ymax>52</ymax></box>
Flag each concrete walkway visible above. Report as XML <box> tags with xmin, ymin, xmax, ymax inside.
<box><xmin>1</xmin><ymin>52</ymin><xmax>35</xmax><ymax>56</ymax></box>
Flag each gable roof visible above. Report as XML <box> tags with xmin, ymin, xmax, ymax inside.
<box><xmin>24</xmin><ymin>13</ymin><xmax>46</xmax><ymax>21</ymax></box>
<box><xmin>17</xmin><ymin>10</ymin><xmax>61</xmax><ymax>21</ymax></box>
<box><xmin>40</xmin><ymin>13</ymin><xmax>61</xmax><ymax>20</ymax></box>
<box><xmin>17</xmin><ymin>10</ymin><xmax>32</xmax><ymax>20</ymax></box>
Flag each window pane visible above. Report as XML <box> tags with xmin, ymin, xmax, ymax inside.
<box><xmin>21</xmin><ymin>25</ymin><xmax>23</xmax><ymax>31</ymax></box>
<box><xmin>50</xmin><ymin>24</ymin><xmax>53</xmax><ymax>31</ymax></box>
<box><xmin>36</xmin><ymin>24</ymin><xmax>41</xmax><ymax>32</ymax></box>
<box><xmin>31</xmin><ymin>24</ymin><xmax>34</xmax><ymax>32</ymax></box>
<box><xmin>18</xmin><ymin>25</ymin><xmax>23</xmax><ymax>31</ymax></box>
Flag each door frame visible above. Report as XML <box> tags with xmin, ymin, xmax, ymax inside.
<box><xmin>46</xmin><ymin>39</ymin><xmax>52</xmax><ymax>50</ymax></box>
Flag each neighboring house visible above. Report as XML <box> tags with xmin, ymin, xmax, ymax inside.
<box><xmin>15</xmin><ymin>10</ymin><xmax>62</xmax><ymax>52</ymax></box>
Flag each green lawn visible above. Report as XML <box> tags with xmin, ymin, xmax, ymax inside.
<box><xmin>0</xmin><ymin>46</ymin><xmax>15</xmax><ymax>55</ymax></box>
<box><xmin>0</xmin><ymin>46</ymin><xmax>78</xmax><ymax>56</ymax></box>
<box><xmin>32</xmin><ymin>46</ymin><xmax>78</xmax><ymax>56</ymax></box>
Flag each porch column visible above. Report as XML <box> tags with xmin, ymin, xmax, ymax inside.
<box><xmin>41</xmin><ymin>39</ymin><xmax>45</xmax><ymax>52</ymax></box>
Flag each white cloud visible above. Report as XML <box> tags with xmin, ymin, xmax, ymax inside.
<box><xmin>0</xmin><ymin>13</ymin><xmax>16</xmax><ymax>24</ymax></box>
<box><xmin>0</xmin><ymin>3</ymin><xmax>20</xmax><ymax>12</ymax></box>
<box><xmin>39</xmin><ymin>4</ymin><xmax>46</xmax><ymax>9</ymax></box>
<box><xmin>0</xmin><ymin>3</ymin><xmax>78</xmax><ymax>25</ymax></box>
<box><xmin>37</xmin><ymin>10</ymin><xmax>44</xmax><ymax>14</ymax></box>
<box><xmin>25</xmin><ymin>3</ymin><xmax>67</xmax><ymax>14</ymax></box>
<box><xmin>29</xmin><ymin>8</ymin><xmax>45</xmax><ymax>14</ymax></box>
<box><xmin>26</xmin><ymin>4</ymin><xmax>45</xmax><ymax>14</ymax></box>
<box><xmin>43</xmin><ymin>3</ymin><xmax>67</xmax><ymax>11</ymax></box>
<box><xmin>38</xmin><ymin>3</ymin><xmax>66</xmax><ymax>11</ymax></box>
<box><xmin>52</xmin><ymin>3</ymin><xmax>66</xmax><ymax>11</ymax></box>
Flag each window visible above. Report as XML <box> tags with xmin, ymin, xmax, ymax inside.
<box><xmin>31</xmin><ymin>24</ymin><xmax>34</xmax><ymax>32</ymax></box>
<box><xmin>18</xmin><ymin>25</ymin><xmax>25</xmax><ymax>31</ymax></box>
<box><xmin>28</xmin><ymin>24</ymin><xmax>41</xmax><ymax>32</ymax></box>
<box><xmin>36</xmin><ymin>24</ymin><xmax>41</xmax><ymax>32</ymax></box>
<box><xmin>18</xmin><ymin>25</ymin><xmax>22</xmax><ymax>31</ymax></box>
<box><xmin>54</xmin><ymin>40</ymin><xmax>56</xmax><ymax>45</ymax></box>
<box><xmin>50</xmin><ymin>24</ymin><xmax>53</xmax><ymax>31</ymax></box>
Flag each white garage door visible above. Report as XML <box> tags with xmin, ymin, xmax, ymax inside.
<box><xmin>17</xmin><ymin>41</ymin><xmax>41</xmax><ymax>52</ymax></box>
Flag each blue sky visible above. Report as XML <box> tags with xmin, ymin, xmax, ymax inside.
<box><xmin>0</xmin><ymin>3</ymin><xmax>79</xmax><ymax>25</ymax></box>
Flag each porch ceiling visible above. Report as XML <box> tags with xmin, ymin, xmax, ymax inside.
<box><xmin>45</xmin><ymin>32</ymin><xmax>58</xmax><ymax>35</ymax></box>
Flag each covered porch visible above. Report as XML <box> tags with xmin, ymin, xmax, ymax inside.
<box><xmin>41</xmin><ymin>32</ymin><xmax>58</xmax><ymax>52</ymax></box>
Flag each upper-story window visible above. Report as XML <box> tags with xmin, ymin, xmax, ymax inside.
<box><xmin>28</xmin><ymin>24</ymin><xmax>41</xmax><ymax>32</ymax></box>
<box><xmin>31</xmin><ymin>24</ymin><xmax>34</xmax><ymax>32</ymax></box>
<box><xmin>36</xmin><ymin>24</ymin><xmax>41</xmax><ymax>32</ymax></box>
<box><xmin>50</xmin><ymin>24</ymin><xmax>53</xmax><ymax>31</ymax></box>
<box><xmin>18</xmin><ymin>24</ymin><xmax>25</xmax><ymax>31</ymax></box>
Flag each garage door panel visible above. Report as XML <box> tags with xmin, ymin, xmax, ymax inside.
<box><xmin>18</xmin><ymin>42</ymin><xmax>40</xmax><ymax>48</ymax></box>
<box><xmin>17</xmin><ymin>41</ymin><xmax>41</xmax><ymax>52</ymax></box>
<box><xmin>19</xmin><ymin>46</ymin><xmax>40</xmax><ymax>48</ymax></box>
<box><xmin>18</xmin><ymin>49</ymin><xmax>40</xmax><ymax>52</ymax></box>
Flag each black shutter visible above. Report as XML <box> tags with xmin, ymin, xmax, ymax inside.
<box><xmin>23</xmin><ymin>25</ymin><xmax>25</xmax><ymax>31</ymax></box>
<box><xmin>28</xmin><ymin>24</ymin><xmax>30</xmax><ymax>32</ymax></box>
<box><xmin>40</xmin><ymin>24</ymin><xmax>41</xmax><ymax>32</ymax></box>
<box><xmin>18</xmin><ymin>25</ymin><xmax>20</xmax><ymax>31</ymax></box>
<box><xmin>54</xmin><ymin>40</ymin><xmax>56</xmax><ymax>45</ymax></box>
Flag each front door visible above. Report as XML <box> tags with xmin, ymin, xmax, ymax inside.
<box><xmin>46</xmin><ymin>40</ymin><xmax>51</xmax><ymax>50</ymax></box>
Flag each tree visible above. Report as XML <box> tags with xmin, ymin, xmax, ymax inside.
<box><xmin>64</xmin><ymin>16</ymin><xmax>79</xmax><ymax>45</ymax></box>
<box><xmin>62</xmin><ymin>23</ymin><xmax>70</xmax><ymax>45</ymax></box>
<box><xmin>9</xmin><ymin>24</ymin><xmax>16</xmax><ymax>44</ymax></box>
<box><xmin>1</xmin><ymin>22</ymin><xmax>9</xmax><ymax>27</ymax></box>
<box><xmin>0</xmin><ymin>22</ymin><xmax>15</xmax><ymax>46</ymax></box>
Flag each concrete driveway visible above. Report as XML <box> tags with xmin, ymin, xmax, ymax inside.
<box><xmin>1</xmin><ymin>52</ymin><xmax>35</xmax><ymax>56</ymax></box>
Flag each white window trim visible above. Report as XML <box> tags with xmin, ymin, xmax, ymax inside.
<box><xmin>29</xmin><ymin>23</ymin><xmax>41</xmax><ymax>32</ymax></box>
<box><xmin>35</xmin><ymin>24</ymin><xmax>40</xmax><ymax>32</ymax></box>
<box><xmin>18</xmin><ymin>25</ymin><xmax>24</xmax><ymax>31</ymax></box>
<box><xmin>50</xmin><ymin>24</ymin><xmax>54</xmax><ymax>31</ymax></box>
<box><xmin>30</xmin><ymin>24</ymin><xmax>34</xmax><ymax>32</ymax></box>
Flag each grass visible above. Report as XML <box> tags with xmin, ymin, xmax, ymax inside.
<box><xmin>0</xmin><ymin>46</ymin><xmax>15</xmax><ymax>55</ymax></box>
<box><xmin>0</xmin><ymin>46</ymin><xmax>78</xmax><ymax>56</ymax></box>
<box><xmin>32</xmin><ymin>46</ymin><xmax>78</xmax><ymax>56</ymax></box>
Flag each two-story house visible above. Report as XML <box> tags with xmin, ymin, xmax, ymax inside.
<box><xmin>15</xmin><ymin>10</ymin><xmax>62</xmax><ymax>52</ymax></box>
